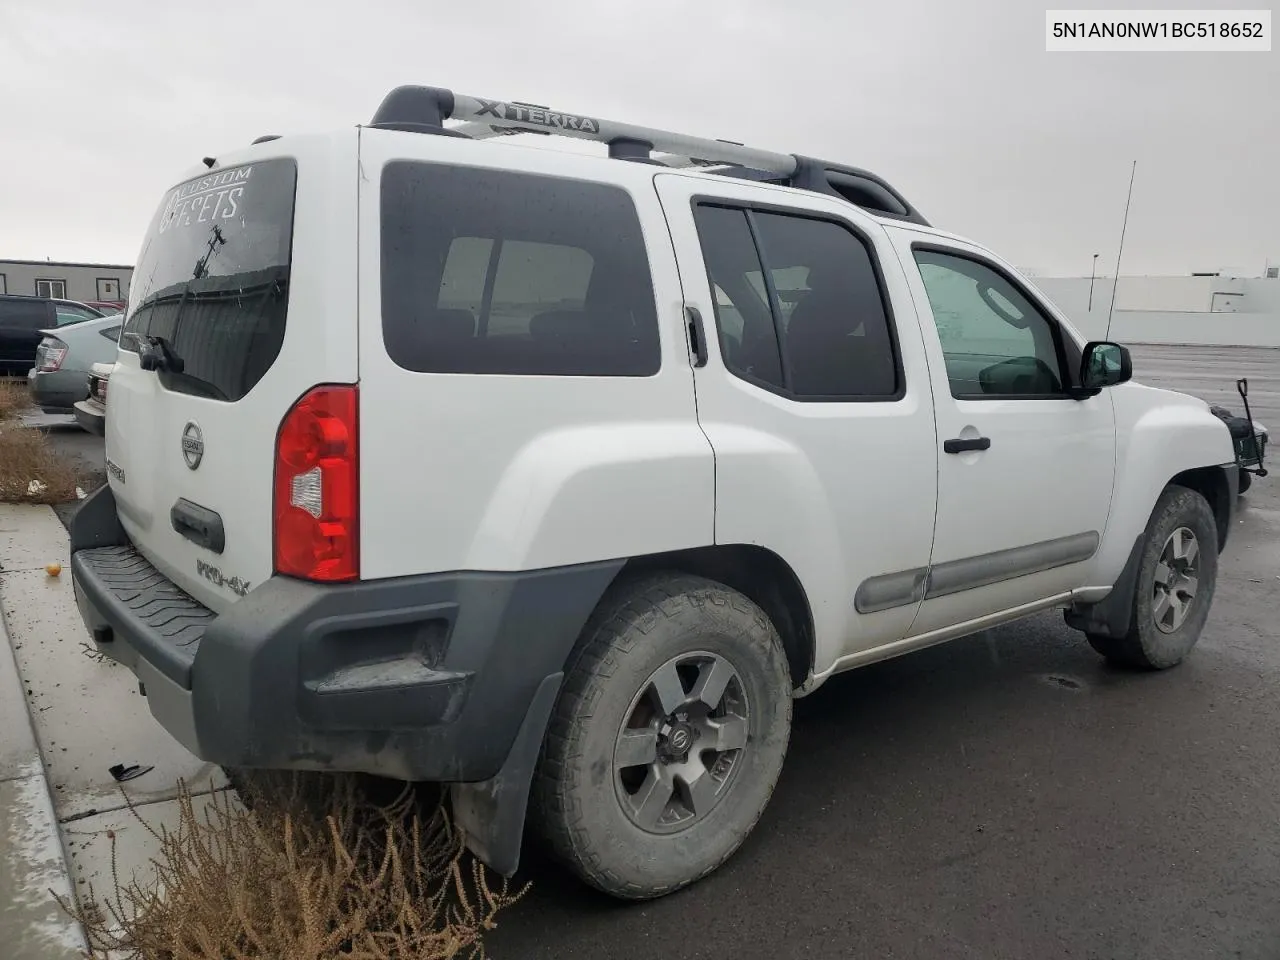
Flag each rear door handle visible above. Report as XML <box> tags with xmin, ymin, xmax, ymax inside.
<box><xmin>943</xmin><ymin>436</ymin><xmax>991</xmax><ymax>454</ymax></box>
<box><xmin>685</xmin><ymin>306</ymin><xmax>709</xmax><ymax>368</ymax></box>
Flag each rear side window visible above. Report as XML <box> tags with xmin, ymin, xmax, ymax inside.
<box><xmin>691</xmin><ymin>206</ymin><xmax>784</xmax><ymax>389</ymax></box>
<box><xmin>0</xmin><ymin>299</ymin><xmax>52</xmax><ymax>329</ymax></box>
<box><xmin>692</xmin><ymin>203</ymin><xmax>901</xmax><ymax>400</ymax></box>
<box><xmin>122</xmin><ymin>158</ymin><xmax>298</xmax><ymax>402</ymax></box>
<box><xmin>381</xmin><ymin>163</ymin><xmax>660</xmax><ymax>377</ymax></box>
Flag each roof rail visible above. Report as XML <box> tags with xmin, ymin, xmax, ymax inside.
<box><xmin>369</xmin><ymin>85</ymin><xmax>929</xmax><ymax>226</ymax></box>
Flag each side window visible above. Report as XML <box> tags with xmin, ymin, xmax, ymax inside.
<box><xmin>691</xmin><ymin>203</ymin><xmax>899</xmax><ymax>399</ymax></box>
<box><xmin>55</xmin><ymin>307</ymin><xmax>95</xmax><ymax>326</ymax></box>
<box><xmin>0</xmin><ymin>300</ymin><xmax>51</xmax><ymax>329</ymax></box>
<box><xmin>99</xmin><ymin>324</ymin><xmax>122</xmax><ymax>341</ymax></box>
<box><xmin>691</xmin><ymin>206</ymin><xmax>783</xmax><ymax>390</ymax></box>
<box><xmin>752</xmin><ymin>212</ymin><xmax>898</xmax><ymax>398</ymax></box>
<box><xmin>913</xmin><ymin>249</ymin><xmax>1066</xmax><ymax>399</ymax></box>
<box><xmin>381</xmin><ymin>163</ymin><xmax>660</xmax><ymax>377</ymax></box>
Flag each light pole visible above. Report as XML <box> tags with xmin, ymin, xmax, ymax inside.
<box><xmin>1088</xmin><ymin>253</ymin><xmax>1100</xmax><ymax>311</ymax></box>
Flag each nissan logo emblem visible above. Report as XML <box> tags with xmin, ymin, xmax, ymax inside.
<box><xmin>182</xmin><ymin>422</ymin><xmax>204</xmax><ymax>470</ymax></box>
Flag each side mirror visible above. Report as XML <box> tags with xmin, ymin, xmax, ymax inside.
<box><xmin>1080</xmin><ymin>341</ymin><xmax>1132</xmax><ymax>390</ymax></box>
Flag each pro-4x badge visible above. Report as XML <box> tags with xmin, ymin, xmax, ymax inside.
<box><xmin>181</xmin><ymin>421</ymin><xmax>204</xmax><ymax>470</ymax></box>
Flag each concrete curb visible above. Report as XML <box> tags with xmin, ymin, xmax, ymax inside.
<box><xmin>0</xmin><ymin>506</ymin><xmax>90</xmax><ymax>958</ymax></box>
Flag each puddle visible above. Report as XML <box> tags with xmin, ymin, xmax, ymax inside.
<box><xmin>1038</xmin><ymin>673</ymin><xmax>1086</xmax><ymax>692</ymax></box>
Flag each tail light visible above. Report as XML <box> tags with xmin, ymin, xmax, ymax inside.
<box><xmin>273</xmin><ymin>384</ymin><xmax>359</xmax><ymax>582</ymax></box>
<box><xmin>36</xmin><ymin>338</ymin><xmax>68</xmax><ymax>372</ymax></box>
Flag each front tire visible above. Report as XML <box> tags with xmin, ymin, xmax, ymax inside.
<box><xmin>531</xmin><ymin>572</ymin><xmax>792</xmax><ymax>900</ymax></box>
<box><xmin>1088</xmin><ymin>485</ymin><xmax>1218</xmax><ymax>669</ymax></box>
<box><xmin>1238</xmin><ymin>469</ymin><xmax>1252</xmax><ymax>494</ymax></box>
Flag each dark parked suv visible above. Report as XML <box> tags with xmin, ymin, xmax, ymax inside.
<box><xmin>0</xmin><ymin>295</ymin><xmax>103</xmax><ymax>375</ymax></box>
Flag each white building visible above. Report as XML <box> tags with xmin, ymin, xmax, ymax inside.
<box><xmin>0</xmin><ymin>258</ymin><xmax>132</xmax><ymax>306</ymax></box>
<box><xmin>1025</xmin><ymin>273</ymin><xmax>1280</xmax><ymax>347</ymax></box>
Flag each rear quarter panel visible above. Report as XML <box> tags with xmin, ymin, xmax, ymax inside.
<box><xmin>355</xmin><ymin>130</ymin><xmax>714</xmax><ymax>577</ymax></box>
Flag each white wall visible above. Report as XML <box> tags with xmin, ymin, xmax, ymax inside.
<box><xmin>1080</xmin><ymin>311</ymin><xmax>1280</xmax><ymax>347</ymax></box>
<box><xmin>1240</xmin><ymin>277</ymin><xmax>1280</xmax><ymax>313</ymax></box>
<box><xmin>1028</xmin><ymin>275</ymin><xmax>1280</xmax><ymax>347</ymax></box>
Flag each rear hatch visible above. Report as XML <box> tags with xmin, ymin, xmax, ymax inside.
<box><xmin>106</xmin><ymin>137</ymin><xmax>358</xmax><ymax>612</ymax></box>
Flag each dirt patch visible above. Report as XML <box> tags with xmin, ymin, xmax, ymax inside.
<box><xmin>0</xmin><ymin>422</ymin><xmax>94</xmax><ymax>505</ymax></box>
<box><xmin>59</xmin><ymin>773</ymin><xmax>529</xmax><ymax>960</ymax></box>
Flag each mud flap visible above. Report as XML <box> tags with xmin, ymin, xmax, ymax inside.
<box><xmin>449</xmin><ymin>672</ymin><xmax>561</xmax><ymax>877</ymax></box>
<box><xmin>1064</xmin><ymin>535</ymin><xmax>1143</xmax><ymax>639</ymax></box>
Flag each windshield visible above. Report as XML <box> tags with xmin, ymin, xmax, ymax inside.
<box><xmin>121</xmin><ymin>158</ymin><xmax>298</xmax><ymax>402</ymax></box>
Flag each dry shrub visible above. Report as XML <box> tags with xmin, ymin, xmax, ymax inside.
<box><xmin>57</xmin><ymin>773</ymin><xmax>530</xmax><ymax>959</ymax></box>
<box><xmin>0</xmin><ymin>380</ymin><xmax>31</xmax><ymax>420</ymax></box>
<box><xmin>0</xmin><ymin>422</ymin><xmax>86</xmax><ymax>503</ymax></box>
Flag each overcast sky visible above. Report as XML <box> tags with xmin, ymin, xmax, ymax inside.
<box><xmin>0</xmin><ymin>0</ymin><xmax>1275</xmax><ymax>277</ymax></box>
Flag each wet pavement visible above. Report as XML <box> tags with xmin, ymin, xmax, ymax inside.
<box><xmin>488</xmin><ymin>345</ymin><xmax>1280</xmax><ymax>960</ymax></box>
<box><xmin>28</xmin><ymin>344</ymin><xmax>1280</xmax><ymax>959</ymax></box>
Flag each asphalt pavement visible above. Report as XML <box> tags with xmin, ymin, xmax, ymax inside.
<box><xmin>38</xmin><ymin>345</ymin><xmax>1280</xmax><ymax>960</ymax></box>
<box><xmin>491</xmin><ymin>345</ymin><xmax>1280</xmax><ymax>960</ymax></box>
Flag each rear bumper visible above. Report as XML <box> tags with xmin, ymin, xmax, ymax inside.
<box><xmin>69</xmin><ymin>485</ymin><xmax>621</xmax><ymax>783</ymax></box>
<box><xmin>72</xmin><ymin>398</ymin><xmax>106</xmax><ymax>436</ymax></box>
<box><xmin>29</xmin><ymin>369</ymin><xmax>87</xmax><ymax>412</ymax></box>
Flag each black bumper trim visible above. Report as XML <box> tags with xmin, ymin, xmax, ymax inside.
<box><xmin>72</xmin><ymin>545</ymin><xmax>212</xmax><ymax>688</ymax></box>
<box><xmin>69</xmin><ymin>484</ymin><xmax>624</xmax><ymax>783</ymax></box>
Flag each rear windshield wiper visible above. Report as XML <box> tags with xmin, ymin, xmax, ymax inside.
<box><xmin>139</xmin><ymin>335</ymin><xmax>186</xmax><ymax>374</ymax></box>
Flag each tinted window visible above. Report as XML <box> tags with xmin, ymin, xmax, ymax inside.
<box><xmin>381</xmin><ymin>163</ymin><xmax>660</xmax><ymax>377</ymax></box>
<box><xmin>913</xmin><ymin>249</ymin><xmax>1066</xmax><ymax>398</ymax></box>
<box><xmin>0</xmin><ymin>298</ymin><xmax>51</xmax><ymax>329</ymax></box>
<box><xmin>55</xmin><ymin>306</ymin><xmax>97</xmax><ymax>326</ymax></box>
<box><xmin>753</xmin><ymin>212</ymin><xmax>898</xmax><ymax>398</ymax></box>
<box><xmin>691</xmin><ymin>205</ymin><xmax>783</xmax><ymax>389</ymax></box>
<box><xmin>122</xmin><ymin>158</ymin><xmax>298</xmax><ymax>402</ymax></box>
<box><xmin>692</xmin><ymin>205</ymin><xmax>899</xmax><ymax>399</ymax></box>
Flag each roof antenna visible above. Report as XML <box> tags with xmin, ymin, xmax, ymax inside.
<box><xmin>1104</xmin><ymin>160</ymin><xmax>1137</xmax><ymax>341</ymax></box>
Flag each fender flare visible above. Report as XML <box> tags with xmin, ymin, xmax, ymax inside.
<box><xmin>1066</xmin><ymin>467</ymin><xmax>1237</xmax><ymax>638</ymax></box>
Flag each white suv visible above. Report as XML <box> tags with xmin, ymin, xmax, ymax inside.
<box><xmin>70</xmin><ymin>85</ymin><xmax>1239</xmax><ymax>901</ymax></box>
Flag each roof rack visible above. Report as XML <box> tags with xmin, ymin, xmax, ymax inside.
<box><xmin>369</xmin><ymin>85</ymin><xmax>930</xmax><ymax>226</ymax></box>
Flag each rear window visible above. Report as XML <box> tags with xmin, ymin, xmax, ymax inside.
<box><xmin>121</xmin><ymin>158</ymin><xmax>298</xmax><ymax>401</ymax></box>
<box><xmin>380</xmin><ymin>162</ymin><xmax>660</xmax><ymax>377</ymax></box>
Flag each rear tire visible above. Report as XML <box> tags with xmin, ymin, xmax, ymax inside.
<box><xmin>531</xmin><ymin>572</ymin><xmax>792</xmax><ymax>900</ymax></box>
<box><xmin>1087</xmin><ymin>485</ymin><xmax>1218</xmax><ymax>670</ymax></box>
<box><xmin>1238</xmin><ymin>469</ymin><xmax>1252</xmax><ymax>494</ymax></box>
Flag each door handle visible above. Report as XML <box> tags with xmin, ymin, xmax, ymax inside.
<box><xmin>171</xmin><ymin>498</ymin><xmax>225</xmax><ymax>554</ymax></box>
<box><xmin>685</xmin><ymin>306</ymin><xmax>709</xmax><ymax>368</ymax></box>
<box><xmin>943</xmin><ymin>436</ymin><xmax>991</xmax><ymax>454</ymax></box>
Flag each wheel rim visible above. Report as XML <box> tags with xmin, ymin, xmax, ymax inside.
<box><xmin>613</xmin><ymin>651</ymin><xmax>750</xmax><ymax>835</ymax></box>
<box><xmin>1152</xmin><ymin>526</ymin><xmax>1200</xmax><ymax>634</ymax></box>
